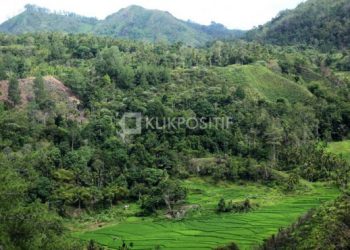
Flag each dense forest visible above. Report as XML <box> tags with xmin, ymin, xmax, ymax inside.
<box><xmin>247</xmin><ymin>0</ymin><xmax>350</xmax><ymax>50</ymax></box>
<box><xmin>0</xmin><ymin>0</ymin><xmax>350</xmax><ymax>249</ymax></box>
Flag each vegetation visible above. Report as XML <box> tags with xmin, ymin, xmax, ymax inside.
<box><xmin>260</xmin><ymin>193</ymin><xmax>350</xmax><ymax>250</ymax></box>
<box><xmin>8</xmin><ymin>77</ymin><xmax>21</xmax><ymax>106</ymax></box>
<box><xmin>73</xmin><ymin>179</ymin><xmax>339</xmax><ymax>249</ymax></box>
<box><xmin>0</xmin><ymin>30</ymin><xmax>349</xmax><ymax>248</ymax></box>
<box><xmin>217</xmin><ymin>198</ymin><xmax>253</xmax><ymax>213</ymax></box>
<box><xmin>247</xmin><ymin>0</ymin><xmax>350</xmax><ymax>50</ymax></box>
<box><xmin>0</xmin><ymin>0</ymin><xmax>349</xmax><ymax>248</ymax></box>
<box><xmin>0</xmin><ymin>4</ymin><xmax>243</xmax><ymax>46</ymax></box>
<box><xmin>328</xmin><ymin>140</ymin><xmax>350</xmax><ymax>163</ymax></box>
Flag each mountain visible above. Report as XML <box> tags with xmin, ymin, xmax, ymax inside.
<box><xmin>0</xmin><ymin>4</ymin><xmax>244</xmax><ymax>46</ymax></box>
<box><xmin>0</xmin><ymin>5</ymin><xmax>97</xmax><ymax>34</ymax></box>
<box><xmin>247</xmin><ymin>0</ymin><xmax>350</xmax><ymax>50</ymax></box>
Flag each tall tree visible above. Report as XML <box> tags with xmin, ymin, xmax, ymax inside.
<box><xmin>33</xmin><ymin>74</ymin><xmax>46</xmax><ymax>104</ymax></box>
<box><xmin>8</xmin><ymin>77</ymin><xmax>21</xmax><ymax>106</ymax></box>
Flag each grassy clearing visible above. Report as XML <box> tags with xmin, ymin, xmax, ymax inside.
<box><xmin>335</xmin><ymin>71</ymin><xmax>350</xmax><ymax>82</ymax></box>
<box><xmin>216</xmin><ymin>64</ymin><xmax>313</xmax><ymax>103</ymax></box>
<box><xmin>73</xmin><ymin>178</ymin><xmax>339</xmax><ymax>250</ymax></box>
<box><xmin>327</xmin><ymin>140</ymin><xmax>350</xmax><ymax>162</ymax></box>
<box><xmin>170</xmin><ymin>64</ymin><xmax>313</xmax><ymax>104</ymax></box>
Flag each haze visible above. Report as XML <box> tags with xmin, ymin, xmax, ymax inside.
<box><xmin>1</xmin><ymin>0</ymin><xmax>305</xmax><ymax>30</ymax></box>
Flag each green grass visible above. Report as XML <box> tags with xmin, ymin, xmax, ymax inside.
<box><xmin>221</xmin><ymin>64</ymin><xmax>313</xmax><ymax>103</ymax></box>
<box><xmin>73</xmin><ymin>179</ymin><xmax>339</xmax><ymax>250</ymax></box>
<box><xmin>335</xmin><ymin>71</ymin><xmax>350</xmax><ymax>82</ymax></box>
<box><xmin>170</xmin><ymin>64</ymin><xmax>313</xmax><ymax>105</ymax></box>
<box><xmin>327</xmin><ymin>140</ymin><xmax>350</xmax><ymax>162</ymax></box>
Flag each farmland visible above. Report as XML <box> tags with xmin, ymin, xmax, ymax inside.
<box><xmin>73</xmin><ymin>179</ymin><xmax>339</xmax><ymax>249</ymax></box>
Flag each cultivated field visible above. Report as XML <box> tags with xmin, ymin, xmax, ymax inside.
<box><xmin>74</xmin><ymin>179</ymin><xmax>339</xmax><ymax>249</ymax></box>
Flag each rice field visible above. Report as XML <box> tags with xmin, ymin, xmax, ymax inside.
<box><xmin>73</xmin><ymin>179</ymin><xmax>339</xmax><ymax>250</ymax></box>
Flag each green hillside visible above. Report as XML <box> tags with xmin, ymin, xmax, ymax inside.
<box><xmin>94</xmin><ymin>5</ymin><xmax>209</xmax><ymax>46</ymax></box>
<box><xmin>0</xmin><ymin>5</ymin><xmax>97</xmax><ymax>34</ymax></box>
<box><xmin>247</xmin><ymin>0</ymin><xmax>350</xmax><ymax>50</ymax></box>
<box><xmin>0</xmin><ymin>5</ymin><xmax>243</xmax><ymax>46</ymax></box>
<box><xmin>216</xmin><ymin>65</ymin><xmax>313</xmax><ymax>103</ymax></box>
<box><xmin>261</xmin><ymin>194</ymin><xmax>350</xmax><ymax>250</ymax></box>
<box><xmin>328</xmin><ymin>140</ymin><xmax>350</xmax><ymax>163</ymax></box>
<box><xmin>171</xmin><ymin>64</ymin><xmax>313</xmax><ymax>104</ymax></box>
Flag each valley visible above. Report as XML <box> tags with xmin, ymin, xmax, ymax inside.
<box><xmin>72</xmin><ymin>179</ymin><xmax>339</xmax><ymax>249</ymax></box>
<box><xmin>0</xmin><ymin>0</ymin><xmax>350</xmax><ymax>249</ymax></box>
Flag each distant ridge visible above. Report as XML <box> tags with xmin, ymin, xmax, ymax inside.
<box><xmin>0</xmin><ymin>4</ymin><xmax>244</xmax><ymax>46</ymax></box>
<box><xmin>246</xmin><ymin>0</ymin><xmax>350</xmax><ymax>49</ymax></box>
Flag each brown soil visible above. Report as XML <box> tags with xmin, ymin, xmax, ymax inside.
<box><xmin>0</xmin><ymin>76</ymin><xmax>80</xmax><ymax>106</ymax></box>
<box><xmin>0</xmin><ymin>76</ymin><xmax>85</xmax><ymax>122</ymax></box>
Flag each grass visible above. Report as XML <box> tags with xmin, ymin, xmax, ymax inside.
<box><xmin>222</xmin><ymin>64</ymin><xmax>313</xmax><ymax>103</ymax></box>
<box><xmin>169</xmin><ymin>64</ymin><xmax>313</xmax><ymax>106</ymax></box>
<box><xmin>73</xmin><ymin>178</ymin><xmax>339</xmax><ymax>250</ymax></box>
<box><xmin>327</xmin><ymin>140</ymin><xmax>350</xmax><ymax>163</ymax></box>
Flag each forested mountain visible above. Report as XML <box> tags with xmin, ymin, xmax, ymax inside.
<box><xmin>0</xmin><ymin>5</ymin><xmax>98</xmax><ymax>34</ymax></box>
<box><xmin>0</xmin><ymin>4</ymin><xmax>243</xmax><ymax>46</ymax></box>
<box><xmin>247</xmin><ymin>0</ymin><xmax>350</xmax><ymax>50</ymax></box>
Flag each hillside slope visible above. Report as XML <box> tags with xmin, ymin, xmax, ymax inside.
<box><xmin>0</xmin><ymin>76</ymin><xmax>80</xmax><ymax>107</ymax></box>
<box><xmin>260</xmin><ymin>194</ymin><xmax>350</xmax><ymax>250</ymax></box>
<box><xmin>0</xmin><ymin>5</ymin><xmax>243</xmax><ymax>46</ymax></box>
<box><xmin>247</xmin><ymin>0</ymin><xmax>350</xmax><ymax>49</ymax></box>
<box><xmin>0</xmin><ymin>5</ymin><xmax>97</xmax><ymax>34</ymax></box>
<box><xmin>172</xmin><ymin>64</ymin><xmax>313</xmax><ymax>104</ymax></box>
<box><xmin>0</xmin><ymin>76</ymin><xmax>84</xmax><ymax>123</ymax></box>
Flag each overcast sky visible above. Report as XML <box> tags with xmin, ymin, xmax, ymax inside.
<box><xmin>1</xmin><ymin>0</ymin><xmax>305</xmax><ymax>30</ymax></box>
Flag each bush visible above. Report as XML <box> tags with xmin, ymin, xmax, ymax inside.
<box><xmin>217</xmin><ymin>198</ymin><xmax>253</xmax><ymax>213</ymax></box>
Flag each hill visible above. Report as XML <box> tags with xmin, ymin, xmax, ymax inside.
<box><xmin>0</xmin><ymin>4</ymin><xmax>243</xmax><ymax>46</ymax></box>
<box><xmin>260</xmin><ymin>194</ymin><xmax>350</xmax><ymax>250</ymax></box>
<box><xmin>0</xmin><ymin>5</ymin><xmax>97</xmax><ymax>34</ymax></box>
<box><xmin>247</xmin><ymin>0</ymin><xmax>350</xmax><ymax>50</ymax></box>
<box><xmin>216</xmin><ymin>64</ymin><xmax>313</xmax><ymax>103</ymax></box>
<box><xmin>0</xmin><ymin>76</ymin><xmax>80</xmax><ymax>106</ymax></box>
<box><xmin>171</xmin><ymin>64</ymin><xmax>313</xmax><ymax>105</ymax></box>
<box><xmin>0</xmin><ymin>76</ymin><xmax>84</xmax><ymax>122</ymax></box>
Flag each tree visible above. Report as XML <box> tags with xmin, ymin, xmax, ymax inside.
<box><xmin>286</xmin><ymin>173</ymin><xmax>300</xmax><ymax>191</ymax></box>
<box><xmin>0</xmin><ymin>155</ymin><xmax>81</xmax><ymax>250</ymax></box>
<box><xmin>217</xmin><ymin>198</ymin><xmax>226</xmax><ymax>212</ymax></box>
<box><xmin>264</xmin><ymin>120</ymin><xmax>283</xmax><ymax>164</ymax></box>
<box><xmin>234</xmin><ymin>86</ymin><xmax>246</xmax><ymax>100</ymax></box>
<box><xmin>34</xmin><ymin>74</ymin><xmax>46</xmax><ymax>105</ymax></box>
<box><xmin>96</xmin><ymin>47</ymin><xmax>135</xmax><ymax>89</ymax></box>
<box><xmin>8</xmin><ymin>77</ymin><xmax>21</xmax><ymax>106</ymax></box>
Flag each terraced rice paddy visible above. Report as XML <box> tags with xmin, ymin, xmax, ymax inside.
<box><xmin>74</xmin><ymin>179</ymin><xmax>339</xmax><ymax>250</ymax></box>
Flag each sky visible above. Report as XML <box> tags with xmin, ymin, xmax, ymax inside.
<box><xmin>1</xmin><ymin>0</ymin><xmax>306</xmax><ymax>30</ymax></box>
